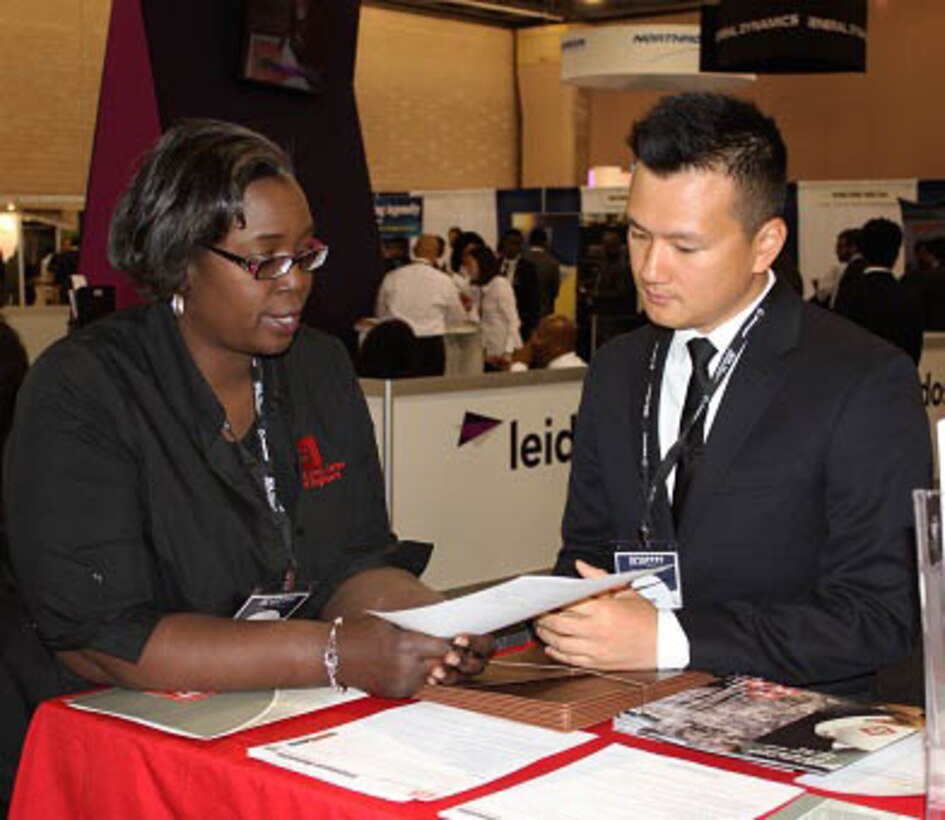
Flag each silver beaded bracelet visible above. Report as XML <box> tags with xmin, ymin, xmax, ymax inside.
<box><xmin>324</xmin><ymin>616</ymin><xmax>346</xmax><ymax>692</ymax></box>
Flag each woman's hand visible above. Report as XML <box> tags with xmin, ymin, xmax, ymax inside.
<box><xmin>335</xmin><ymin>618</ymin><xmax>496</xmax><ymax>698</ymax></box>
<box><xmin>334</xmin><ymin>615</ymin><xmax>451</xmax><ymax>699</ymax></box>
<box><xmin>427</xmin><ymin>633</ymin><xmax>495</xmax><ymax>686</ymax></box>
<box><xmin>322</xmin><ymin>568</ymin><xmax>495</xmax><ymax>697</ymax></box>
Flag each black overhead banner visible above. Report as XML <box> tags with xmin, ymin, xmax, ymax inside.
<box><xmin>700</xmin><ymin>0</ymin><xmax>867</xmax><ymax>74</ymax></box>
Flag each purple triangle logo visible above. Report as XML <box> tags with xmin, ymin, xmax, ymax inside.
<box><xmin>458</xmin><ymin>412</ymin><xmax>503</xmax><ymax>446</ymax></box>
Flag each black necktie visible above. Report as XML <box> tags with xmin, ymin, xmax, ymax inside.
<box><xmin>673</xmin><ymin>337</ymin><xmax>717</xmax><ymax>524</ymax></box>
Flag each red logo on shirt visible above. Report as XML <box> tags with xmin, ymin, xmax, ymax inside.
<box><xmin>297</xmin><ymin>434</ymin><xmax>345</xmax><ymax>490</ymax></box>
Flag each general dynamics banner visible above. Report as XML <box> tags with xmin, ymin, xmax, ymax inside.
<box><xmin>701</xmin><ymin>0</ymin><xmax>867</xmax><ymax>74</ymax></box>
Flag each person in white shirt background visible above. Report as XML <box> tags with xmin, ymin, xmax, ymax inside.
<box><xmin>462</xmin><ymin>244</ymin><xmax>521</xmax><ymax>371</ymax></box>
<box><xmin>375</xmin><ymin>233</ymin><xmax>471</xmax><ymax>375</ymax></box>
<box><xmin>498</xmin><ymin>228</ymin><xmax>541</xmax><ymax>344</ymax></box>
<box><xmin>509</xmin><ymin>315</ymin><xmax>586</xmax><ymax>372</ymax></box>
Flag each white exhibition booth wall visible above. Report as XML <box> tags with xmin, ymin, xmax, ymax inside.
<box><xmin>920</xmin><ymin>333</ymin><xmax>945</xmax><ymax>466</ymax></box>
<box><xmin>796</xmin><ymin>179</ymin><xmax>917</xmax><ymax>294</ymax></box>
<box><xmin>361</xmin><ymin>370</ymin><xmax>585</xmax><ymax>591</ymax></box>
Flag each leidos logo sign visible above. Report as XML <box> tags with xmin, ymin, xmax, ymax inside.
<box><xmin>457</xmin><ymin>411</ymin><xmax>503</xmax><ymax>445</ymax></box>
<box><xmin>510</xmin><ymin>415</ymin><xmax>576</xmax><ymax>470</ymax></box>
<box><xmin>458</xmin><ymin>411</ymin><xmax>575</xmax><ymax>470</ymax></box>
<box><xmin>921</xmin><ymin>372</ymin><xmax>945</xmax><ymax>408</ymax></box>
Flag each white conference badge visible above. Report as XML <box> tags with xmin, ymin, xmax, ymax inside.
<box><xmin>613</xmin><ymin>548</ymin><xmax>682</xmax><ymax>609</ymax></box>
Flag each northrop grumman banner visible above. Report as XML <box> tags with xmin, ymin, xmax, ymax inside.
<box><xmin>701</xmin><ymin>0</ymin><xmax>867</xmax><ymax>74</ymax></box>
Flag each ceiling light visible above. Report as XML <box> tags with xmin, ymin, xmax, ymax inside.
<box><xmin>439</xmin><ymin>0</ymin><xmax>566</xmax><ymax>22</ymax></box>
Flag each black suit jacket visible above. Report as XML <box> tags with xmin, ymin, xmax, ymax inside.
<box><xmin>832</xmin><ymin>256</ymin><xmax>867</xmax><ymax>309</ymax></box>
<box><xmin>833</xmin><ymin>268</ymin><xmax>924</xmax><ymax>363</ymax></box>
<box><xmin>903</xmin><ymin>267</ymin><xmax>945</xmax><ymax>331</ymax></box>
<box><xmin>522</xmin><ymin>248</ymin><xmax>561</xmax><ymax>318</ymax></box>
<box><xmin>507</xmin><ymin>257</ymin><xmax>541</xmax><ymax>344</ymax></box>
<box><xmin>556</xmin><ymin>279</ymin><xmax>930</xmax><ymax>695</ymax></box>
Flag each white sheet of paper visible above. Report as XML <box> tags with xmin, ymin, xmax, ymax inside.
<box><xmin>797</xmin><ymin>732</ymin><xmax>925</xmax><ymax>797</ymax></box>
<box><xmin>368</xmin><ymin>570</ymin><xmax>654</xmax><ymax>638</ymax></box>
<box><xmin>440</xmin><ymin>744</ymin><xmax>804</xmax><ymax>820</ymax></box>
<box><xmin>248</xmin><ymin>701</ymin><xmax>594</xmax><ymax>802</ymax></box>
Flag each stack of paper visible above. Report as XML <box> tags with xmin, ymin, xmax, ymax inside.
<box><xmin>249</xmin><ymin>701</ymin><xmax>594</xmax><ymax>802</ymax></box>
<box><xmin>419</xmin><ymin>643</ymin><xmax>714</xmax><ymax>732</ymax></box>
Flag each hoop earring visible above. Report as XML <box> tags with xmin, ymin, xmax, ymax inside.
<box><xmin>171</xmin><ymin>293</ymin><xmax>185</xmax><ymax>317</ymax></box>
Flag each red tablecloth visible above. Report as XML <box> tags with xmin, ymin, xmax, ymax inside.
<box><xmin>9</xmin><ymin>695</ymin><xmax>925</xmax><ymax>820</ymax></box>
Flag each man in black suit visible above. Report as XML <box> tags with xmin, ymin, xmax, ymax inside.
<box><xmin>834</xmin><ymin>218</ymin><xmax>924</xmax><ymax>363</ymax></box>
<box><xmin>535</xmin><ymin>93</ymin><xmax>930</xmax><ymax>697</ymax></box>
<box><xmin>499</xmin><ymin>229</ymin><xmax>541</xmax><ymax>344</ymax></box>
<box><xmin>830</xmin><ymin>228</ymin><xmax>866</xmax><ymax>309</ymax></box>
<box><xmin>903</xmin><ymin>238</ymin><xmax>945</xmax><ymax>331</ymax></box>
<box><xmin>522</xmin><ymin>227</ymin><xmax>561</xmax><ymax>318</ymax></box>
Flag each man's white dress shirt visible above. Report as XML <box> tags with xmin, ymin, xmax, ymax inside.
<box><xmin>375</xmin><ymin>261</ymin><xmax>469</xmax><ymax>337</ymax></box>
<box><xmin>654</xmin><ymin>271</ymin><xmax>776</xmax><ymax>669</ymax></box>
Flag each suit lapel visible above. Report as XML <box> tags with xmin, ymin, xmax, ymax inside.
<box><xmin>675</xmin><ymin>279</ymin><xmax>802</xmax><ymax>536</ymax></box>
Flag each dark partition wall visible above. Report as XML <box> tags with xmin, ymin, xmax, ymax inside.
<box><xmin>77</xmin><ymin>0</ymin><xmax>161</xmax><ymax>311</ymax></box>
<box><xmin>80</xmin><ymin>0</ymin><xmax>382</xmax><ymax>338</ymax></box>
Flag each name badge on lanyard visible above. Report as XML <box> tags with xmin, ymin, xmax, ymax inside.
<box><xmin>613</xmin><ymin>543</ymin><xmax>682</xmax><ymax>609</ymax></box>
<box><xmin>230</xmin><ymin>357</ymin><xmax>312</xmax><ymax>618</ymax></box>
<box><xmin>233</xmin><ymin>590</ymin><xmax>311</xmax><ymax>621</ymax></box>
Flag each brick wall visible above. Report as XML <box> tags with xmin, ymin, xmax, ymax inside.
<box><xmin>0</xmin><ymin>2</ymin><xmax>518</xmax><ymax>199</ymax></box>
<box><xmin>0</xmin><ymin>0</ymin><xmax>111</xmax><ymax>197</ymax></box>
<box><xmin>354</xmin><ymin>6</ymin><xmax>518</xmax><ymax>192</ymax></box>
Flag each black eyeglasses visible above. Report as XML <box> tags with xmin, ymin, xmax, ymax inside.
<box><xmin>203</xmin><ymin>238</ymin><xmax>329</xmax><ymax>281</ymax></box>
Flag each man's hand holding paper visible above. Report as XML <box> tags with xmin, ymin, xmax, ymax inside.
<box><xmin>533</xmin><ymin>560</ymin><xmax>658</xmax><ymax>671</ymax></box>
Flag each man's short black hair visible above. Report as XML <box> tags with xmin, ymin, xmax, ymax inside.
<box><xmin>109</xmin><ymin>119</ymin><xmax>294</xmax><ymax>301</ymax></box>
<box><xmin>529</xmin><ymin>227</ymin><xmax>548</xmax><ymax>246</ymax></box>
<box><xmin>860</xmin><ymin>218</ymin><xmax>902</xmax><ymax>269</ymax></box>
<box><xmin>839</xmin><ymin>228</ymin><xmax>862</xmax><ymax>249</ymax></box>
<box><xmin>466</xmin><ymin>244</ymin><xmax>501</xmax><ymax>286</ymax></box>
<box><xmin>628</xmin><ymin>92</ymin><xmax>787</xmax><ymax>236</ymax></box>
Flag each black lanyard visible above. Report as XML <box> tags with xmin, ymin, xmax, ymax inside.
<box><xmin>638</xmin><ymin>303</ymin><xmax>767</xmax><ymax>546</ymax></box>
<box><xmin>232</xmin><ymin>358</ymin><xmax>297</xmax><ymax>589</ymax></box>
